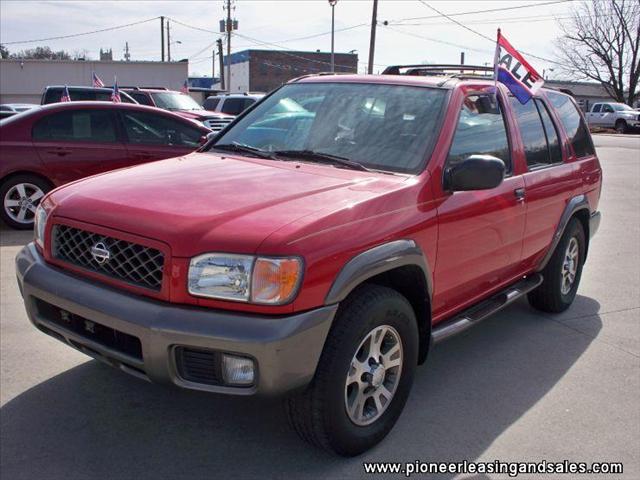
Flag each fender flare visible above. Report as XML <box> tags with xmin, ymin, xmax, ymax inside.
<box><xmin>536</xmin><ymin>194</ymin><xmax>591</xmax><ymax>271</ymax></box>
<box><xmin>324</xmin><ymin>239</ymin><xmax>433</xmax><ymax>305</ymax></box>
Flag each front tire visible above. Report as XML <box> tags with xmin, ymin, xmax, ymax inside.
<box><xmin>528</xmin><ymin>218</ymin><xmax>586</xmax><ymax>313</ymax></box>
<box><xmin>615</xmin><ymin>120</ymin><xmax>628</xmax><ymax>134</ymax></box>
<box><xmin>285</xmin><ymin>284</ymin><xmax>418</xmax><ymax>456</ymax></box>
<box><xmin>0</xmin><ymin>175</ymin><xmax>51</xmax><ymax>230</ymax></box>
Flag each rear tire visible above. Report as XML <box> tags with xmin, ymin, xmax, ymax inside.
<box><xmin>285</xmin><ymin>284</ymin><xmax>418</xmax><ymax>456</ymax></box>
<box><xmin>528</xmin><ymin>218</ymin><xmax>586</xmax><ymax>313</ymax></box>
<box><xmin>0</xmin><ymin>174</ymin><xmax>51</xmax><ymax>230</ymax></box>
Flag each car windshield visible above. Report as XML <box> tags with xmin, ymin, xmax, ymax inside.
<box><xmin>210</xmin><ymin>82</ymin><xmax>448</xmax><ymax>174</ymax></box>
<box><xmin>611</xmin><ymin>103</ymin><xmax>634</xmax><ymax>111</ymax></box>
<box><xmin>151</xmin><ymin>92</ymin><xmax>203</xmax><ymax>111</ymax></box>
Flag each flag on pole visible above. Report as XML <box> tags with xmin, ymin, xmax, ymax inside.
<box><xmin>493</xmin><ymin>29</ymin><xmax>544</xmax><ymax>104</ymax></box>
<box><xmin>60</xmin><ymin>85</ymin><xmax>71</xmax><ymax>102</ymax></box>
<box><xmin>92</xmin><ymin>72</ymin><xmax>105</xmax><ymax>87</ymax></box>
<box><xmin>180</xmin><ymin>79</ymin><xmax>189</xmax><ymax>94</ymax></box>
<box><xmin>111</xmin><ymin>78</ymin><xmax>121</xmax><ymax>103</ymax></box>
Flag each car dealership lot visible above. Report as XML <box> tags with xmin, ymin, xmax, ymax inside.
<box><xmin>1</xmin><ymin>135</ymin><xmax>638</xmax><ymax>479</ymax></box>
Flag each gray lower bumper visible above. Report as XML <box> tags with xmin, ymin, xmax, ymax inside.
<box><xmin>16</xmin><ymin>243</ymin><xmax>337</xmax><ymax>396</ymax></box>
<box><xmin>590</xmin><ymin>211</ymin><xmax>601</xmax><ymax>238</ymax></box>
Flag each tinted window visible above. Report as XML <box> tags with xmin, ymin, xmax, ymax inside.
<box><xmin>602</xmin><ymin>104</ymin><xmax>614</xmax><ymax>113</ymax></box>
<box><xmin>33</xmin><ymin>110</ymin><xmax>117</xmax><ymax>142</ymax></box>
<box><xmin>592</xmin><ymin>104</ymin><xmax>601</xmax><ymax>113</ymax></box>
<box><xmin>204</xmin><ymin>97</ymin><xmax>220</xmax><ymax>111</ymax></box>
<box><xmin>121</xmin><ymin>111</ymin><xmax>202</xmax><ymax>147</ymax></box>
<box><xmin>510</xmin><ymin>98</ymin><xmax>549</xmax><ymax>167</ymax></box>
<box><xmin>215</xmin><ymin>83</ymin><xmax>448</xmax><ymax>174</ymax></box>
<box><xmin>0</xmin><ymin>106</ymin><xmax>10</xmax><ymax>111</ymax></box>
<box><xmin>221</xmin><ymin>98</ymin><xmax>249</xmax><ymax>115</ymax></box>
<box><xmin>447</xmin><ymin>94</ymin><xmax>510</xmax><ymax>170</ymax></box>
<box><xmin>536</xmin><ymin>99</ymin><xmax>562</xmax><ymax>164</ymax></box>
<box><xmin>547</xmin><ymin>92</ymin><xmax>595</xmax><ymax>158</ymax></box>
<box><xmin>129</xmin><ymin>93</ymin><xmax>154</xmax><ymax>106</ymax></box>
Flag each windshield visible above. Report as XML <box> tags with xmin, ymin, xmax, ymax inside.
<box><xmin>211</xmin><ymin>82</ymin><xmax>448</xmax><ymax>174</ymax></box>
<box><xmin>151</xmin><ymin>92</ymin><xmax>202</xmax><ymax>111</ymax></box>
<box><xmin>611</xmin><ymin>103</ymin><xmax>634</xmax><ymax>111</ymax></box>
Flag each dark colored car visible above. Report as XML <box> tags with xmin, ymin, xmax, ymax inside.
<box><xmin>40</xmin><ymin>86</ymin><xmax>138</xmax><ymax>105</ymax></box>
<box><xmin>1</xmin><ymin>102</ymin><xmax>210</xmax><ymax>229</ymax></box>
<box><xmin>16</xmin><ymin>69</ymin><xmax>602</xmax><ymax>455</ymax></box>
<box><xmin>122</xmin><ymin>88</ymin><xmax>235</xmax><ymax>133</ymax></box>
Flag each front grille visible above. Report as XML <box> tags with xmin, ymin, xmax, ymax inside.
<box><xmin>204</xmin><ymin>117</ymin><xmax>233</xmax><ymax>132</ymax></box>
<box><xmin>175</xmin><ymin>347</ymin><xmax>223</xmax><ymax>386</ymax></box>
<box><xmin>36</xmin><ymin>299</ymin><xmax>143</xmax><ymax>360</ymax></box>
<box><xmin>52</xmin><ymin>225</ymin><xmax>164</xmax><ymax>291</ymax></box>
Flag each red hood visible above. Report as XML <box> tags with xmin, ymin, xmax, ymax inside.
<box><xmin>173</xmin><ymin>110</ymin><xmax>234</xmax><ymax>121</ymax></box>
<box><xmin>48</xmin><ymin>152</ymin><xmax>408</xmax><ymax>257</ymax></box>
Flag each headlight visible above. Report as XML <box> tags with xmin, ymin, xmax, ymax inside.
<box><xmin>34</xmin><ymin>204</ymin><xmax>48</xmax><ymax>248</ymax></box>
<box><xmin>188</xmin><ymin>254</ymin><xmax>303</xmax><ymax>304</ymax></box>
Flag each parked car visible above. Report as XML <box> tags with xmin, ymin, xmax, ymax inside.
<box><xmin>122</xmin><ymin>88</ymin><xmax>235</xmax><ymax>133</ymax></box>
<box><xmin>1</xmin><ymin>102</ymin><xmax>210</xmax><ymax>229</ymax></box>
<box><xmin>0</xmin><ymin>103</ymin><xmax>38</xmax><ymax>119</ymax></box>
<box><xmin>203</xmin><ymin>92</ymin><xmax>264</xmax><ymax>116</ymax></box>
<box><xmin>586</xmin><ymin>102</ymin><xmax>640</xmax><ymax>133</ymax></box>
<box><xmin>41</xmin><ymin>86</ymin><xmax>138</xmax><ymax>105</ymax></box>
<box><xmin>16</xmin><ymin>68</ymin><xmax>602</xmax><ymax>456</ymax></box>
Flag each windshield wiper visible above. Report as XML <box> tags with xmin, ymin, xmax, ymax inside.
<box><xmin>213</xmin><ymin>142</ymin><xmax>277</xmax><ymax>159</ymax></box>
<box><xmin>273</xmin><ymin>150</ymin><xmax>371</xmax><ymax>172</ymax></box>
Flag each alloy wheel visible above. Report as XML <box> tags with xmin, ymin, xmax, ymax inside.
<box><xmin>561</xmin><ymin>237</ymin><xmax>579</xmax><ymax>295</ymax></box>
<box><xmin>3</xmin><ymin>182</ymin><xmax>44</xmax><ymax>225</ymax></box>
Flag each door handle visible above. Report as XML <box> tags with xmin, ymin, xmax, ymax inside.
<box><xmin>514</xmin><ymin>188</ymin><xmax>526</xmax><ymax>201</ymax></box>
<box><xmin>47</xmin><ymin>148</ymin><xmax>72</xmax><ymax>156</ymax></box>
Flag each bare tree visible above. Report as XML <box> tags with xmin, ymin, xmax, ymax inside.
<box><xmin>556</xmin><ymin>0</ymin><xmax>639</xmax><ymax>106</ymax></box>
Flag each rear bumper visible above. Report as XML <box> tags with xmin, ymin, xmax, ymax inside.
<box><xmin>16</xmin><ymin>243</ymin><xmax>337</xmax><ymax>396</ymax></box>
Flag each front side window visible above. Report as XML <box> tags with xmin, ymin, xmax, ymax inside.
<box><xmin>547</xmin><ymin>91</ymin><xmax>595</xmax><ymax>158</ymax></box>
<box><xmin>121</xmin><ymin>111</ymin><xmax>202</xmax><ymax>147</ymax></box>
<box><xmin>447</xmin><ymin>94</ymin><xmax>510</xmax><ymax>170</ymax></box>
<box><xmin>221</xmin><ymin>98</ymin><xmax>249</xmax><ymax>115</ymax></box>
<box><xmin>213</xmin><ymin>83</ymin><xmax>448</xmax><ymax>174</ymax></box>
<box><xmin>32</xmin><ymin>110</ymin><xmax>117</xmax><ymax>142</ymax></box>
<box><xmin>602</xmin><ymin>104</ymin><xmax>614</xmax><ymax>113</ymax></box>
<box><xmin>204</xmin><ymin>98</ymin><xmax>220</xmax><ymax>111</ymax></box>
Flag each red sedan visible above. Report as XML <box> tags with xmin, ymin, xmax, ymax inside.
<box><xmin>0</xmin><ymin>102</ymin><xmax>211</xmax><ymax>229</ymax></box>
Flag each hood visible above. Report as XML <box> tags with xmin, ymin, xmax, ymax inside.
<box><xmin>49</xmin><ymin>152</ymin><xmax>407</xmax><ymax>257</ymax></box>
<box><xmin>174</xmin><ymin>110</ymin><xmax>234</xmax><ymax>121</ymax></box>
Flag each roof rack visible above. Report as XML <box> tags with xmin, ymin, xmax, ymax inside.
<box><xmin>382</xmin><ymin>64</ymin><xmax>494</xmax><ymax>79</ymax></box>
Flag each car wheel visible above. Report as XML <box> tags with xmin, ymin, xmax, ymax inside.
<box><xmin>528</xmin><ymin>218</ymin><xmax>586</xmax><ymax>313</ymax></box>
<box><xmin>0</xmin><ymin>175</ymin><xmax>51</xmax><ymax>230</ymax></box>
<box><xmin>285</xmin><ymin>284</ymin><xmax>418</xmax><ymax>456</ymax></box>
<box><xmin>615</xmin><ymin>120</ymin><xmax>628</xmax><ymax>134</ymax></box>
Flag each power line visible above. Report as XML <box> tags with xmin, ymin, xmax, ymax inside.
<box><xmin>1</xmin><ymin>17</ymin><xmax>159</xmax><ymax>46</ymax></box>
<box><xmin>383</xmin><ymin>25</ymin><xmax>494</xmax><ymax>54</ymax></box>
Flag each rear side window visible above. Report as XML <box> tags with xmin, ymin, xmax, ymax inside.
<box><xmin>129</xmin><ymin>93</ymin><xmax>154</xmax><ymax>106</ymax></box>
<box><xmin>510</xmin><ymin>98</ymin><xmax>562</xmax><ymax>168</ymax></box>
<box><xmin>447</xmin><ymin>94</ymin><xmax>511</xmax><ymax>170</ymax></box>
<box><xmin>121</xmin><ymin>111</ymin><xmax>202</xmax><ymax>147</ymax></box>
<box><xmin>592</xmin><ymin>104</ymin><xmax>601</xmax><ymax>113</ymax></box>
<box><xmin>547</xmin><ymin>92</ymin><xmax>595</xmax><ymax>158</ymax></box>
<box><xmin>33</xmin><ymin>110</ymin><xmax>117</xmax><ymax>142</ymax></box>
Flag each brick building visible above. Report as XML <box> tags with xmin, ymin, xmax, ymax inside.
<box><xmin>216</xmin><ymin>49</ymin><xmax>359</xmax><ymax>93</ymax></box>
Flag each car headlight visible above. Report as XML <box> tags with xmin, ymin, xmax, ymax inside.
<box><xmin>34</xmin><ymin>203</ymin><xmax>49</xmax><ymax>248</ymax></box>
<box><xmin>188</xmin><ymin>254</ymin><xmax>303</xmax><ymax>304</ymax></box>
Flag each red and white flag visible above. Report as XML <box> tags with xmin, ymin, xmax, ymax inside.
<box><xmin>60</xmin><ymin>85</ymin><xmax>71</xmax><ymax>102</ymax></box>
<box><xmin>92</xmin><ymin>72</ymin><xmax>105</xmax><ymax>88</ymax></box>
<box><xmin>494</xmin><ymin>29</ymin><xmax>544</xmax><ymax>104</ymax></box>
<box><xmin>111</xmin><ymin>78</ymin><xmax>121</xmax><ymax>103</ymax></box>
<box><xmin>180</xmin><ymin>79</ymin><xmax>189</xmax><ymax>94</ymax></box>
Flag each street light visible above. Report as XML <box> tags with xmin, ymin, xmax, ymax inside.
<box><xmin>329</xmin><ymin>0</ymin><xmax>338</xmax><ymax>72</ymax></box>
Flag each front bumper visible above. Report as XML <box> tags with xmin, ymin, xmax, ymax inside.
<box><xmin>16</xmin><ymin>243</ymin><xmax>337</xmax><ymax>396</ymax></box>
<box><xmin>589</xmin><ymin>211</ymin><xmax>601</xmax><ymax>238</ymax></box>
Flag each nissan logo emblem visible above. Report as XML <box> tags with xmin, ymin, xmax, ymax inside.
<box><xmin>90</xmin><ymin>242</ymin><xmax>111</xmax><ymax>265</ymax></box>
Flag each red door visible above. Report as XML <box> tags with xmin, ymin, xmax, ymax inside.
<box><xmin>432</xmin><ymin>89</ymin><xmax>526</xmax><ymax>321</ymax></box>
<box><xmin>32</xmin><ymin>109</ymin><xmax>129</xmax><ymax>185</ymax></box>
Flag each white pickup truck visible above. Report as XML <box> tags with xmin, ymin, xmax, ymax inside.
<box><xmin>585</xmin><ymin>102</ymin><xmax>640</xmax><ymax>133</ymax></box>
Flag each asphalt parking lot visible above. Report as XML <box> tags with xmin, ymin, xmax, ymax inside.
<box><xmin>1</xmin><ymin>134</ymin><xmax>638</xmax><ymax>480</ymax></box>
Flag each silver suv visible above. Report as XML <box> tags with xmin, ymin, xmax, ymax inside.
<box><xmin>203</xmin><ymin>93</ymin><xmax>264</xmax><ymax>116</ymax></box>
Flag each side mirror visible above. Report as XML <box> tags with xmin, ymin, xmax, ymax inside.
<box><xmin>445</xmin><ymin>155</ymin><xmax>506</xmax><ymax>191</ymax></box>
<box><xmin>206</xmin><ymin>131</ymin><xmax>218</xmax><ymax>142</ymax></box>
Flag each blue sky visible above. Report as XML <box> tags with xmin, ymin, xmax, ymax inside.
<box><xmin>0</xmin><ymin>0</ymin><xmax>578</xmax><ymax>78</ymax></box>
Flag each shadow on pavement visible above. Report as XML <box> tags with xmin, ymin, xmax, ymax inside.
<box><xmin>0</xmin><ymin>225</ymin><xmax>32</xmax><ymax>248</ymax></box>
<box><xmin>0</xmin><ymin>298</ymin><xmax>601</xmax><ymax>480</ymax></box>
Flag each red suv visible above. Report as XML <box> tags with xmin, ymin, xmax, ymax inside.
<box><xmin>16</xmin><ymin>69</ymin><xmax>602</xmax><ymax>456</ymax></box>
<box><xmin>0</xmin><ymin>102</ymin><xmax>210</xmax><ymax>229</ymax></box>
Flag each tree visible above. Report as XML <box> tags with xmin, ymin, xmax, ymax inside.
<box><xmin>0</xmin><ymin>44</ymin><xmax>9</xmax><ymax>59</ymax></box>
<box><xmin>555</xmin><ymin>0</ymin><xmax>639</xmax><ymax>106</ymax></box>
<box><xmin>9</xmin><ymin>46</ymin><xmax>71</xmax><ymax>60</ymax></box>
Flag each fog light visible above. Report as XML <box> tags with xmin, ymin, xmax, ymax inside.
<box><xmin>222</xmin><ymin>354</ymin><xmax>255</xmax><ymax>386</ymax></box>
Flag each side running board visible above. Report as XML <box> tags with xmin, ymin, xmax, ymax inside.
<box><xmin>431</xmin><ymin>273</ymin><xmax>543</xmax><ymax>343</ymax></box>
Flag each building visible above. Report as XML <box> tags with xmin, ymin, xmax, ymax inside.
<box><xmin>545</xmin><ymin>80</ymin><xmax>615</xmax><ymax>111</ymax></box>
<box><xmin>216</xmin><ymin>49</ymin><xmax>359</xmax><ymax>93</ymax></box>
<box><xmin>0</xmin><ymin>59</ymin><xmax>189</xmax><ymax>104</ymax></box>
<box><xmin>99</xmin><ymin>48</ymin><xmax>113</xmax><ymax>61</ymax></box>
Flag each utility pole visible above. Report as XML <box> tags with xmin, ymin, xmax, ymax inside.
<box><xmin>226</xmin><ymin>0</ymin><xmax>232</xmax><ymax>92</ymax></box>
<box><xmin>212</xmin><ymin>48</ymin><xmax>216</xmax><ymax>80</ymax></box>
<box><xmin>217</xmin><ymin>38</ymin><xmax>225</xmax><ymax>91</ymax></box>
<box><xmin>124</xmin><ymin>42</ymin><xmax>130</xmax><ymax>62</ymax></box>
<box><xmin>460</xmin><ymin>52</ymin><xmax>465</xmax><ymax>65</ymax></box>
<box><xmin>367</xmin><ymin>0</ymin><xmax>378</xmax><ymax>74</ymax></box>
<box><xmin>160</xmin><ymin>16</ymin><xmax>165</xmax><ymax>61</ymax></box>
<box><xmin>166</xmin><ymin>20</ymin><xmax>171</xmax><ymax>62</ymax></box>
<box><xmin>329</xmin><ymin>0</ymin><xmax>337</xmax><ymax>72</ymax></box>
